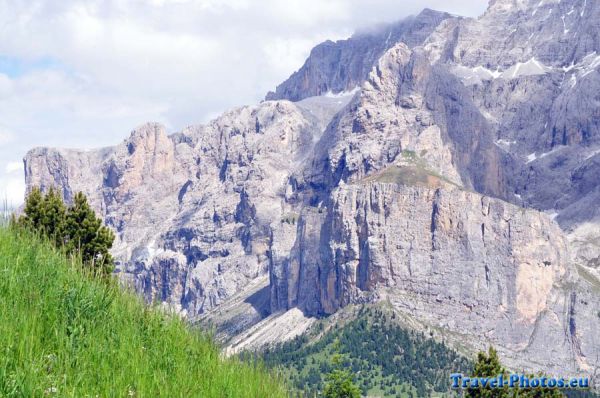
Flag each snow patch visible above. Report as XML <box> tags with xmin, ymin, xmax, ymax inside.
<box><xmin>545</xmin><ymin>210</ymin><xmax>559</xmax><ymax>221</ymax></box>
<box><xmin>558</xmin><ymin>52</ymin><xmax>600</xmax><ymax>87</ymax></box>
<box><xmin>146</xmin><ymin>240</ymin><xmax>164</xmax><ymax>259</ymax></box>
<box><xmin>584</xmin><ymin>148</ymin><xmax>600</xmax><ymax>161</ymax></box>
<box><xmin>527</xmin><ymin>146</ymin><xmax>565</xmax><ymax>164</ymax></box>
<box><xmin>562</xmin><ymin>62</ymin><xmax>576</xmax><ymax>72</ymax></box>
<box><xmin>384</xmin><ymin>31</ymin><xmax>392</xmax><ymax>47</ymax></box>
<box><xmin>453</xmin><ymin>58</ymin><xmax>551</xmax><ymax>85</ymax></box>
<box><xmin>532</xmin><ymin>0</ymin><xmax>544</xmax><ymax>16</ymax></box>
<box><xmin>580</xmin><ymin>53</ymin><xmax>600</xmax><ymax>78</ymax></box>
<box><xmin>496</xmin><ymin>139</ymin><xmax>516</xmax><ymax>145</ymax></box>
<box><xmin>526</xmin><ymin>153</ymin><xmax>538</xmax><ymax>164</ymax></box>
<box><xmin>502</xmin><ymin>58</ymin><xmax>550</xmax><ymax>79</ymax></box>
<box><xmin>455</xmin><ymin>52</ymin><xmax>600</xmax><ymax>88</ymax></box>
<box><xmin>539</xmin><ymin>149</ymin><xmax>554</xmax><ymax>159</ymax></box>
<box><xmin>561</xmin><ymin>15</ymin><xmax>569</xmax><ymax>34</ymax></box>
<box><xmin>453</xmin><ymin>65</ymin><xmax>502</xmax><ymax>85</ymax></box>
<box><xmin>323</xmin><ymin>87</ymin><xmax>360</xmax><ymax>98</ymax></box>
<box><xmin>495</xmin><ymin>139</ymin><xmax>516</xmax><ymax>151</ymax></box>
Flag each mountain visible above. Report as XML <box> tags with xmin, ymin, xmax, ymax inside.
<box><xmin>23</xmin><ymin>0</ymin><xmax>600</xmax><ymax>383</ymax></box>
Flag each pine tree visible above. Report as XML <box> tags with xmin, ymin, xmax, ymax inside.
<box><xmin>18</xmin><ymin>186</ymin><xmax>44</xmax><ymax>231</ymax></box>
<box><xmin>322</xmin><ymin>340</ymin><xmax>361</xmax><ymax>398</ymax></box>
<box><xmin>19</xmin><ymin>186</ymin><xmax>67</xmax><ymax>243</ymax></box>
<box><xmin>40</xmin><ymin>187</ymin><xmax>67</xmax><ymax>247</ymax></box>
<box><xmin>65</xmin><ymin>192</ymin><xmax>115</xmax><ymax>275</ymax></box>
<box><xmin>18</xmin><ymin>187</ymin><xmax>115</xmax><ymax>277</ymax></box>
<box><xmin>466</xmin><ymin>347</ymin><xmax>510</xmax><ymax>398</ymax></box>
<box><xmin>467</xmin><ymin>347</ymin><xmax>565</xmax><ymax>398</ymax></box>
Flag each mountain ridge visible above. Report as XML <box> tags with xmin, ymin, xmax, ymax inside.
<box><xmin>23</xmin><ymin>0</ymin><xmax>600</xmax><ymax>384</ymax></box>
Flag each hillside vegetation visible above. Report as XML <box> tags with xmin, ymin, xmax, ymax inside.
<box><xmin>252</xmin><ymin>306</ymin><xmax>471</xmax><ymax>397</ymax></box>
<box><xmin>0</xmin><ymin>227</ymin><xmax>286</xmax><ymax>397</ymax></box>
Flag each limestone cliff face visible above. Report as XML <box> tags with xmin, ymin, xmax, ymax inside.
<box><xmin>270</xmin><ymin>180</ymin><xmax>600</xmax><ymax>374</ymax></box>
<box><xmin>273</xmin><ymin>181</ymin><xmax>568</xmax><ymax>317</ymax></box>
<box><xmin>270</xmin><ymin>0</ymin><xmax>600</xmax><ymax>291</ymax></box>
<box><xmin>25</xmin><ymin>102</ymin><xmax>327</xmax><ymax>315</ymax></box>
<box><xmin>23</xmin><ymin>0</ymin><xmax>600</xmax><ymax>380</ymax></box>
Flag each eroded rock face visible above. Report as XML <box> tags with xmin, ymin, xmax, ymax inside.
<box><xmin>25</xmin><ymin>102</ymin><xmax>329</xmax><ymax>316</ymax></box>
<box><xmin>269</xmin><ymin>0</ymin><xmax>600</xmax><ymax>291</ymax></box>
<box><xmin>24</xmin><ymin>0</ymin><xmax>600</xmax><ymax>380</ymax></box>
<box><xmin>275</xmin><ymin>182</ymin><xmax>568</xmax><ymax>316</ymax></box>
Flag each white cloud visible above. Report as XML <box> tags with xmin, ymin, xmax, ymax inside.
<box><xmin>0</xmin><ymin>128</ymin><xmax>14</xmax><ymax>146</ymax></box>
<box><xmin>0</xmin><ymin>73</ymin><xmax>13</xmax><ymax>97</ymax></box>
<box><xmin>5</xmin><ymin>161</ymin><xmax>22</xmax><ymax>174</ymax></box>
<box><xmin>0</xmin><ymin>175</ymin><xmax>25</xmax><ymax>207</ymax></box>
<box><xmin>0</xmin><ymin>0</ymin><xmax>488</xmax><ymax>206</ymax></box>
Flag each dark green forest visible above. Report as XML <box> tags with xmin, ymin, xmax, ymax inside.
<box><xmin>246</xmin><ymin>306</ymin><xmax>471</xmax><ymax>397</ymax></box>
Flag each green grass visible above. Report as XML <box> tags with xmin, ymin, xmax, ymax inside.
<box><xmin>0</xmin><ymin>227</ymin><xmax>287</xmax><ymax>397</ymax></box>
<box><xmin>359</xmin><ymin>151</ymin><xmax>460</xmax><ymax>189</ymax></box>
<box><xmin>365</xmin><ymin>164</ymin><xmax>440</xmax><ymax>187</ymax></box>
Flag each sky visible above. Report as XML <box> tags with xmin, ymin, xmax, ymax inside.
<box><xmin>0</xmin><ymin>0</ymin><xmax>488</xmax><ymax>207</ymax></box>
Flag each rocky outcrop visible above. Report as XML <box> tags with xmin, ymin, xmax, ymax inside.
<box><xmin>272</xmin><ymin>180</ymin><xmax>568</xmax><ymax>315</ymax></box>
<box><xmin>270</xmin><ymin>0</ymin><xmax>600</xmax><ymax>298</ymax></box>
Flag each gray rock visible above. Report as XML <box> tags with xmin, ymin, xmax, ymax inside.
<box><xmin>25</xmin><ymin>102</ymin><xmax>330</xmax><ymax>316</ymax></box>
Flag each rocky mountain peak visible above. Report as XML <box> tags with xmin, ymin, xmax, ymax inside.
<box><xmin>126</xmin><ymin>123</ymin><xmax>170</xmax><ymax>154</ymax></box>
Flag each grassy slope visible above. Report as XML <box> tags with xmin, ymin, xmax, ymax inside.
<box><xmin>360</xmin><ymin>151</ymin><xmax>461</xmax><ymax>189</ymax></box>
<box><xmin>0</xmin><ymin>227</ymin><xmax>286</xmax><ymax>397</ymax></box>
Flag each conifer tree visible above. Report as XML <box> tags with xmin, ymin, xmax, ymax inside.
<box><xmin>40</xmin><ymin>187</ymin><xmax>67</xmax><ymax>246</ymax></box>
<box><xmin>466</xmin><ymin>347</ymin><xmax>511</xmax><ymax>398</ymax></box>
<box><xmin>18</xmin><ymin>186</ymin><xmax>44</xmax><ymax>231</ymax></box>
<box><xmin>64</xmin><ymin>192</ymin><xmax>115</xmax><ymax>275</ymax></box>
<box><xmin>467</xmin><ymin>347</ymin><xmax>565</xmax><ymax>398</ymax></box>
<box><xmin>323</xmin><ymin>340</ymin><xmax>361</xmax><ymax>398</ymax></box>
<box><xmin>18</xmin><ymin>187</ymin><xmax>115</xmax><ymax>277</ymax></box>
